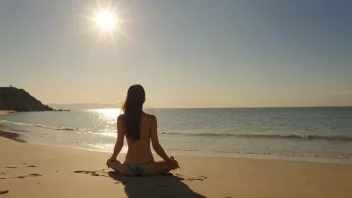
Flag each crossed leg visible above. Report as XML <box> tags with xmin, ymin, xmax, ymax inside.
<box><xmin>107</xmin><ymin>160</ymin><xmax>173</xmax><ymax>177</ymax></box>
<box><xmin>107</xmin><ymin>160</ymin><xmax>133</xmax><ymax>176</ymax></box>
<box><xmin>142</xmin><ymin>160</ymin><xmax>173</xmax><ymax>176</ymax></box>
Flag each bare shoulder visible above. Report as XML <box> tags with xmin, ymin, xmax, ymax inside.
<box><xmin>117</xmin><ymin>114</ymin><xmax>124</xmax><ymax>122</ymax></box>
<box><xmin>146</xmin><ymin>114</ymin><xmax>157</xmax><ymax>123</ymax></box>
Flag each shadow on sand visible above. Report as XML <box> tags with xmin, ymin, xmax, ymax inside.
<box><xmin>108</xmin><ymin>171</ymin><xmax>206</xmax><ymax>198</ymax></box>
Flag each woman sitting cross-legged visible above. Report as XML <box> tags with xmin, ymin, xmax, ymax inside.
<box><xmin>107</xmin><ymin>84</ymin><xmax>179</xmax><ymax>176</ymax></box>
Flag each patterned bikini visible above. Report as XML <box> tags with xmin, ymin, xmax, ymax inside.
<box><xmin>126</xmin><ymin>160</ymin><xmax>154</xmax><ymax>176</ymax></box>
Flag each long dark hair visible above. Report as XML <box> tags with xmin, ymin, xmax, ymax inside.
<box><xmin>121</xmin><ymin>84</ymin><xmax>145</xmax><ymax>141</ymax></box>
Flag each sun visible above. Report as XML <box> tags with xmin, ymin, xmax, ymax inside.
<box><xmin>81</xmin><ymin>1</ymin><xmax>128</xmax><ymax>46</ymax></box>
<box><xmin>95</xmin><ymin>10</ymin><xmax>116</xmax><ymax>31</ymax></box>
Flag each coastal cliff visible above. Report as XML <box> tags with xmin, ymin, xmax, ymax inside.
<box><xmin>0</xmin><ymin>87</ymin><xmax>53</xmax><ymax>112</ymax></box>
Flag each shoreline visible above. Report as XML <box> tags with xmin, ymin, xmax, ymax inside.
<box><xmin>1</xmin><ymin>137</ymin><xmax>352</xmax><ymax>197</ymax></box>
<box><xmin>1</xmin><ymin>130</ymin><xmax>351</xmax><ymax>165</ymax></box>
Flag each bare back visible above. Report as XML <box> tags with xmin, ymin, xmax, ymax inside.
<box><xmin>109</xmin><ymin>109</ymin><xmax>179</xmax><ymax>176</ymax></box>
<box><xmin>120</xmin><ymin>113</ymin><xmax>154</xmax><ymax>164</ymax></box>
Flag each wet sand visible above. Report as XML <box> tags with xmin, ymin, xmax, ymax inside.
<box><xmin>0</xmin><ymin>137</ymin><xmax>352</xmax><ymax>198</ymax></box>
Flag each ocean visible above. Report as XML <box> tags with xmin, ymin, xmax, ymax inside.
<box><xmin>1</xmin><ymin>107</ymin><xmax>352</xmax><ymax>163</ymax></box>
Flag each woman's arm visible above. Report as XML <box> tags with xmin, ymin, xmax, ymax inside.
<box><xmin>110</xmin><ymin>115</ymin><xmax>124</xmax><ymax>160</ymax></box>
<box><xmin>150</xmin><ymin>115</ymin><xmax>171</xmax><ymax>162</ymax></box>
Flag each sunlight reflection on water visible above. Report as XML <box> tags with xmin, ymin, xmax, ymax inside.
<box><xmin>93</xmin><ymin>108</ymin><xmax>121</xmax><ymax>119</ymax></box>
<box><xmin>84</xmin><ymin>109</ymin><xmax>121</xmax><ymax>127</ymax></box>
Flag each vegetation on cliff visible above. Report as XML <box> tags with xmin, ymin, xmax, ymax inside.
<box><xmin>0</xmin><ymin>87</ymin><xmax>53</xmax><ymax>112</ymax></box>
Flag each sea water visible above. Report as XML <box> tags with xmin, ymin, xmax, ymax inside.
<box><xmin>1</xmin><ymin>107</ymin><xmax>351</xmax><ymax>163</ymax></box>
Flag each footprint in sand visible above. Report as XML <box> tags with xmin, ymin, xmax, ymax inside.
<box><xmin>73</xmin><ymin>170</ymin><xmax>207</xmax><ymax>183</ymax></box>
<box><xmin>181</xmin><ymin>175</ymin><xmax>207</xmax><ymax>181</ymax></box>
<box><xmin>15</xmin><ymin>173</ymin><xmax>42</xmax><ymax>179</ymax></box>
<box><xmin>73</xmin><ymin>170</ymin><xmax>108</xmax><ymax>177</ymax></box>
<box><xmin>188</xmin><ymin>176</ymin><xmax>207</xmax><ymax>181</ymax></box>
<box><xmin>28</xmin><ymin>173</ymin><xmax>41</xmax><ymax>177</ymax></box>
<box><xmin>161</xmin><ymin>173</ymin><xmax>208</xmax><ymax>182</ymax></box>
<box><xmin>5</xmin><ymin>164</ymin><xmax>36</xmax><ymax>169</ymax></box>
<box><xmin>2</xmin><ymin>164</ymin><xmax>41</xmax><ymax>180</ymax></box>
<box><xmin>0</xmin><ymin>190</ymin><xmax>9</xmax><ymax>194</ymax></box>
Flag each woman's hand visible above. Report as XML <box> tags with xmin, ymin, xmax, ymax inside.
<box><xmin>167</xmin><ymin>156</ymin><xmax>180</xmax><ymax>170</ymax></box>
<box><xmin>106</xmin><ymin>158</ymin><xmax>117</xmax><ymax>168</ymax></box>
<box><xmin>169</xmin><ymin>160</ymin><xmax>180</xmax><ymax>170</ymax></box>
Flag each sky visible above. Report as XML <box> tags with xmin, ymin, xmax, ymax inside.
<box><xmin>0</xmin><ymin>0</ymin><xmax>351</xmax><ymax>108</ymax></box>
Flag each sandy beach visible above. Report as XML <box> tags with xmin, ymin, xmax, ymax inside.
<box><xmin>0</xmin><ymin>137</ymin><xmax>351</xmax><ymax>198</ymax></box>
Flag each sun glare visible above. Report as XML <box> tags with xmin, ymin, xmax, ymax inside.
<box><xmin>82</xmin><ymin>1</ymin><xmax>128</xmax><ymax>46</ymax></box>
<box><xmin>96</xmin><ymin>10</ymin><xmax>116</xmax><ymax>31</ymax></box>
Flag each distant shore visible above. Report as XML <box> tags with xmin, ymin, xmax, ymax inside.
<box><xmin>0</xmin><ymin>110</ymin><xmax>15</xmax><ymax>115</ymax></box>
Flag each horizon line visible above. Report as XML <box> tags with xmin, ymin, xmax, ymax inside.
<box><xmin>48</xmin><ymin>103</ymin><xmax>352</xmax><ymax>109</ymax></box>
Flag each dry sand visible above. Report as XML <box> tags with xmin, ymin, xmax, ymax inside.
<box><xmin>0</xmin><ymin>137</ymin><xmax>352</xmax><ymax>198</ymax></box>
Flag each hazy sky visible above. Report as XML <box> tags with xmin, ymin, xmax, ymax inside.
<box><xmin>0</xmin><ymin>0</ymin><xmax>351</xmax><ymax>108</ymax></box>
